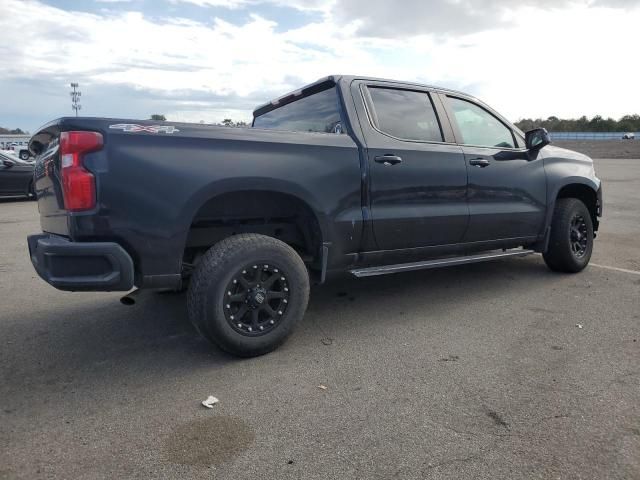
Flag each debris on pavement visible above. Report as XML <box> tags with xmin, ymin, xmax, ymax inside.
<box><xmin>317</xmin><ymin>385</ymin><xmax>328</xmax><ymax>390</ymax></box>
<box><xmin>576</xmin><ymin>324</ymin><xmax>584</xmax><ymax>329</ymax></box>
<box><xmin>439</xmin><ymin>354</ymin><xmax>460</xmax><ymax>362</ymax></box>
<box><xmin>201</xmin><ymin>396</ymin><xmax>220</xmax><ymax>408</ymax></box>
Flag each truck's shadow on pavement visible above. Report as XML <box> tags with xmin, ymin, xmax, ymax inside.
<box><xmin>5</xmin><ymin>256</ymin><xmax>557</xmax><ymax>399</ymax></box>
<box><xmin>4</xmin><ymin>290</ymin><xmax>227</xmax><ymax>399</ymax></box>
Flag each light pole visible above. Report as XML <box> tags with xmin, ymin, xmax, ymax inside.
<box><xmin>70</xmin><ymin>83</ymin><xmax>82</xmax><ymax>117</ymax></box>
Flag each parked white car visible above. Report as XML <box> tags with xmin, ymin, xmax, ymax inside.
<box><xmin>14</xmin><ymin>144</ymin><xmax>32</xmax><ymax>160</ymax></box>
<box><xmin>622</xmin><ymin>132</ymin><xmax>635</xmax><ymax>140</ymax></box>
<box><xmin>2</xmin><ymin>143</ymin><xmax>32</xmax><ymax>160</ymax></box>
<box><xmin>1</xmin><ymin>148</ymin><xmax>33</xmax><ymax>162</ymax></box>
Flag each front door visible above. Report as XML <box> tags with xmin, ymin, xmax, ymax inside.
<box><xmin>444</xmin><ymin>95</ymin><xmax>547</xmax><ymax>242</ymax></box>
<box><xmin>360</xmin><ymin>85</ymin><xmax>469</xmax><ymax>250</ymax></box>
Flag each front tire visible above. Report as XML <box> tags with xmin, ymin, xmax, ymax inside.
<box><xmin>187</xmin><ymin>234</ymin><xmax>310</xmax><ymax>357</ymax></box>
<box><xmin>19</xmin><ymin>151</ymin><xmax>30</xmax><ymax>161</ymax></box>
<box><xmin>543</xmin><ymin>198</ymin><xmax>594</xmax><ymax>273</ymax></box>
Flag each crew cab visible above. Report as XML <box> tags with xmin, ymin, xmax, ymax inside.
<box><xmin>27</xmin><ymin>75</ymin><xmax>602</xmax><ymax>356</ymax></box>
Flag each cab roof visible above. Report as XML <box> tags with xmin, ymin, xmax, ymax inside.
<box><xmin>252</xmin><ymin>75</ymin><xmax>476</xmax><ymax>118</ymax></box>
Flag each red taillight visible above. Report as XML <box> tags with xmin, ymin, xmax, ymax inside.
<box><xmin>60</xmin><ymin>131</ymin><xmax>103</xmax><ymax>211</ymax></box>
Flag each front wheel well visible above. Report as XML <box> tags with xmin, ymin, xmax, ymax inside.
<box><xmin>556</xmin><ymin>183</ymin><xmax>599</xmax><ymax>231</ymax></box>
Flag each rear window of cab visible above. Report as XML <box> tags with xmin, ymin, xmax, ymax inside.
<box><xmin>253</xmin><ymin>86</ymin><xmax>345</xmax><ymax>134</ymax></box>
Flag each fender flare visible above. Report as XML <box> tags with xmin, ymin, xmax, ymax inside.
<box><xmin>538</xmin><ymin>176</ymin><xmax>601</xmax><ymax>252</ymax></box>
<box><xmin>178</xmin><ymin>176</ymin><xmax>330</xmax><ymax>253</ymax></box>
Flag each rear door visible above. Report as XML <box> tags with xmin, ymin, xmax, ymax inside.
<box><xmin>442</xmin><ymin>94</ymin><xmax>547</xmax><ymax>242</ymax></box>
<box><xmin>356</xmin><ymin>82</ymin><xmax>468</xmax><ymax>250</ymax></box>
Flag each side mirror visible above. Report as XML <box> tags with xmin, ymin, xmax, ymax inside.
<box><xmin>2</xmin><ymin>159</ymin><xmax>16</xmax><ymax>168</ymax></box>
<box><xmin>525</xmin><ymin>128</ymin><xmax>551</xmax><ymax>150</ymax></box>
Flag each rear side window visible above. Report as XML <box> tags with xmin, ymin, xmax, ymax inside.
<box><xmin>367</xmin><ymin>87</ymin><xmax>443</xmax><ymax>142</ymax></box>
<box><xmin>253</xmin><ymin>86</ymin><xmax>345</xmax><ymax>134</ymax></box>
<box><xmin>448</xmin><ymin>96</ymin><xmax>515</xmax><ymax>149</ymax></box>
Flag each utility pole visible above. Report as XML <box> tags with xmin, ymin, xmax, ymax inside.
<box><xmin>70</xmin><ymin>83</ymin><xmax>82</xmax><ymax>117</ymax></box>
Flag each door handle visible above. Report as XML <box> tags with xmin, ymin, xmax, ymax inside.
<box><xmin>469</xmin><ymin>158</ymin><xmax>490</xmax><ymax>168</ymax></box>
<box><xmin>374</xmin><ymin>155</ymin><xmax>403</xmax><ymax>166</ymax></box>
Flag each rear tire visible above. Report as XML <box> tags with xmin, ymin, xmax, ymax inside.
<box><xmin>19</xmin><ymin>151</ymin><xmax>30</xmax><ymax>161</ymax></box>
<box><xmin>187</xmin><ymin>234</ymin><xmax>309</xmax><ymax>357</ymax></box>
<box><xmin>543</xmin><ymin>198</ymin><xmax>593</xmax><ymax>273</ymax></box>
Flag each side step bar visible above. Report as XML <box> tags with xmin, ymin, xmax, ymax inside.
<box><xmin>350</xmin><ymin>249</ymin><xmax>535</xmax><ymax>278</ymax></box>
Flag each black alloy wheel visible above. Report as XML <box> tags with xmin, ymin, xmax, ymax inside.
<box><xmin>543</xmin><ymin>197</ymin><xmax>594</xmax><ymax>273</ymax></box>
<box><xmin>569</xmin><ymin>214</ymin><xmax>589</xmax><ymax>258</ymax></box>
<box><xmin>223</xmin><ymin>263</ymin><xmax>290</xmax><ymax>336</ymax></box>
<box><xmin>187</xmin><ymin>234</ymin><xmax>310</xmax><ymax>357</ymax></box>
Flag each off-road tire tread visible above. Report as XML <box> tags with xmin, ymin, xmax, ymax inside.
<box><xmin>543</xmin><ymin>198</ymin><xmax>593</xmax><ymax>273</ymax></box>
<box><xmin>187</xmin><ymin>234</ymin><xmax>309</xmax><ymax>357</ymax></box>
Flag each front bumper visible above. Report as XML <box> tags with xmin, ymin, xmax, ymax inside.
<box><xmin>597</xmin><ymin>185</ymin><xmax>603</xmax><ymax>217</ymax></box>
<box><xmin>595</xmin><ymin>185</ymin><xmax>603</xmax><ymax>232</ymax></box>
<box><xmin>27</xmin><ymin>234</ymin><xmax>134</xmax><ymax>292</ymax></box>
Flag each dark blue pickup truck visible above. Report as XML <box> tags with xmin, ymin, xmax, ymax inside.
<box><xmin>27</xmin><ymin>75</ymin><xmax>602</xmax><ymax>356</ymax></box>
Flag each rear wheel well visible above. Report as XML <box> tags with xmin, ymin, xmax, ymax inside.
<box><xmin>184</xmin><ymin>190</ymin><xmax>323</xmax><ymax>275</ymax></box>
<box><xmin>556</xmin><ymin>184</ymin><xmax>598</xmax><ymax>231</ymax></box>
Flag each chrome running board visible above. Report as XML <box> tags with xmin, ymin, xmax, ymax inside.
<box><xmin>350</xmin><ymin>249</ymin><xmax>535</xmax><ymax>278</ymax></box>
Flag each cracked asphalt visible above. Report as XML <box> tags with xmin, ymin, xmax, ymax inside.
<box><xmin>1</xmin><ymin>158</ymin><xmax>639</xmax><ymax>479</ymax></box>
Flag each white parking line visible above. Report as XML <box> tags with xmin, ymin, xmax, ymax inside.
<box><xmin>590</xmin><ymin>263</ymin><xmax>640</xmax><ymax>276</ymax></box>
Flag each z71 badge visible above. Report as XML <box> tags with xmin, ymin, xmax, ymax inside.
<box><xmin>109</xmin><ymin>124</ymin><xmax>180</xmax><ymax>134</ymax></box>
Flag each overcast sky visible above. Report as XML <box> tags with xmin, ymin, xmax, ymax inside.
<box><xmin>1</xmin><ymin>0</ymin><xmax>639</xmax><ymax>132</ymax></box>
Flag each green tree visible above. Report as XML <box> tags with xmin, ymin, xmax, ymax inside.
<box><xmin>0</xmin><ymin>127</ymin><xmax>27</xmax><ymax>134</ymax></box>
<box><xmin>149</xmin><ymin>114</ymin><xmax>166</xmax><ymax>121</ymax></box>
<box><xmin>218</xmin><ymin>119</ymin><xmax>250</xmax><ymax>127</ymax></box>
<box><xmin>514</xmin><ymin>114</ymin><xmax>640</xmax><ymax>133</ymax></box>
<box><xmin>619</xmin><ymin>115</ymin><xmax>640</xmax><ymax>132</ymax></box>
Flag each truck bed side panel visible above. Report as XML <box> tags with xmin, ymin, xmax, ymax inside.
<box><xmin>91</xmin><ymin>123</ymin><xmax>361</xmax><ymax>280</ymax></box>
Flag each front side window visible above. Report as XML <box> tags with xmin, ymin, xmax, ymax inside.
<box><xmin>368</xmin><ymin>87</ymin><xmax>443</xmax><ymax>142</ymax></box>
<box><xmin>253</xmin><ymin>86</ymin><xmax>345</xmax><ymax>134</ymax></box>
<box><xmin>448</xmin><ymin>96</ymin><xmax>515</xmax><ymax>149</ymax></box>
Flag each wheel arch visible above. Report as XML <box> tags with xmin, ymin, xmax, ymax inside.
<box><xmin>538</xmin><ymin>178</ymin><xmax>601</xmax><ymax>253</ymax></box>
<box><xmin>551</xmin><ymin>179</ymin><xmax>600</xmax><ymax>231</ymax></box>
<box><xmin>179</xmin><ymin>179</ymin><xmax>329</xmax><ymax>272</ymax></box>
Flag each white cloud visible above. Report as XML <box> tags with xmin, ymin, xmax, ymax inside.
<box><xmin>0</xmin><ymin>0</ymin><xmax>639</xmax><ymax>129</ymax></box>
<box><xmin>167</xmin><ymin>0</ymin><xmax>249</xmax><ymax>8</ymax></box>
<box><xmin>170</xmin><ymin>0</ymin><xmax>332</xmax><ymax>12</ymax></box>
<box><xmin>329</xmin><ymin>0</ymin><xmax>640</xmax><ymax>36</ymax></box>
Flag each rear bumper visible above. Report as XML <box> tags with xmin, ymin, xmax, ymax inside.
<box><xmin>27</xmin><ymin>234</ymin><xmax>134</xmax><ymax>292</ymax></box>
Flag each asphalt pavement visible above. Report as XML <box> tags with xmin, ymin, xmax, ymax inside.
<box><xmin>1</xmin><ymin>159</ymin><xmax>639</xmax><ymax>479</ymax></box>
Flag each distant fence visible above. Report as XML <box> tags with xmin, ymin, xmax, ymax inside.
<box><xmin>549</xmin><ymin>132</ymin><xmax>638</xmax><ymax>140</ymax></box>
